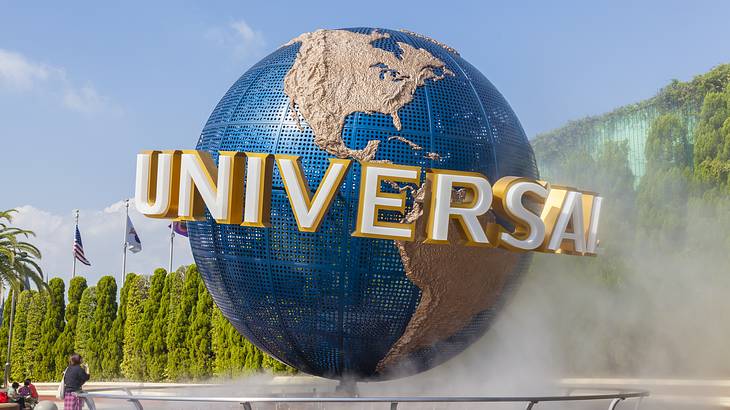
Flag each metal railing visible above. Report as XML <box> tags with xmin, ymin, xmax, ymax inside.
<box><xmin>77</xmin><ymin>388</ymin><xmax>649</xmax><ymax>410</ymax></box>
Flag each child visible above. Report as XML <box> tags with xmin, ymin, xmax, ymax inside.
<box><xmin>7</xmin><ymin>382</ymin><xmax>25</xmax><ymax>409</ymax></box>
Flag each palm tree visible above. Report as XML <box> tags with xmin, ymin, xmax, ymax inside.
<box><xmin>0</xmin><ymin>209</ymin><xmax>45</xmax><ymax>386</ymax></box>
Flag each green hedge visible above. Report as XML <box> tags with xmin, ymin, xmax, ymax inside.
<box><xmin>0</xmin><ymin>265</ymin><xmax>294</xmax><ymax>382</ymax></box>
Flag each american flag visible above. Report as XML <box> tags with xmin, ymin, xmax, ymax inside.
<box><xmin>73</xmin><ymin>225</ymin><xmax>91</xmax><ymax>266</ymax></box>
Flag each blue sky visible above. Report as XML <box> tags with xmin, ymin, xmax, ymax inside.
<box><xmin>2</xmin><ymin>0</ymin><xmax>730</xmax><ymax>282</ymax></box>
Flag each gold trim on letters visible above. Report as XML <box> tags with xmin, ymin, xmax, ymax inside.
<box><xmin>352</xmin><ymin>162</ymin><xmax>421</xmax><ymax>241</ymax></box>
<box><xmin>275</xmin><ymin>155</ymin><xmax>352</xmax><ymax>232</ymax></box>
<box><xmin>241</xmin><ymin>153</ymin><xmax>274</xmax><ymax>228</ymax></box>
<box><xmin>142</xmin><ymin>150</ymin><xmax>181</xmax><ymax>219</ymax></box>
<box><xmin>424</xmin><ymin>168</ymin><xmax>492</xmax><ymax>247</ymax></box>
<box><xmin>489</xmin><ymin>176</ymin><xmax>546</xmax><ymax>252</ymax></box>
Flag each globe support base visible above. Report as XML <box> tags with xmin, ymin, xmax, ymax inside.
<box><xmin>334</xmin><ymin>378</ymin><xmax>359</xmax><ymax>395</ymax></box>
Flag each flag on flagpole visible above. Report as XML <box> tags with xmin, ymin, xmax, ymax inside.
<box><xmin>73</xmin><ymin>225</ymin><xmax>91</xmax><ymax>266</ymax></box>
<box><xmin>126</xmin><ymin>216</ymin><xmax>142</xmax><ymax>253</ymax></box>
<box><xmin>170</xmin><ymin>221</ymin><xmax>188</xmax><ymax>237</ymax></box>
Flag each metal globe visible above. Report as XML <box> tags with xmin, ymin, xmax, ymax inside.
<box><xmin>190</xmin><ymin>27</ymin><xmax>538</xmax><ymax>380</ymax></box>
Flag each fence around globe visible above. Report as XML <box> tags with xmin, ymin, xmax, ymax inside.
<box><xmin>76</xmin><ymin>386</ymin><xmax>649</xmax><ymax>410</ymax></box>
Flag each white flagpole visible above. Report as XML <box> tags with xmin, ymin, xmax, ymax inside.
<box><xmin>121</xmin><ymin>199</ymin><xmax>129</xmax><ymax>283</ymax></box>
<box><xmin>72</xmin><ymin>209</ymin><xmax>79</xmax><ymax>278</ymax></box>
<box><xmin>168</xmin><ymin>222</ymin><xmax>175</xmax><ymax>273</ymax></box>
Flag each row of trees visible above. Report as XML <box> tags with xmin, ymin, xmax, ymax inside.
<box><xmin>0</xmin><ymin>266</ymin><xmax>294</xmax><ymax>382</ymax></box>
<box><xmin>533</xmin><ymin>64</ymin><xmax>730</xmax><ymax>194</ymax></box>
<box><xmin>0</xmin><ymin>209</ymin><xmax>46</xmax><ymax>386</ymax></box>
<box><xmin>544</xmin><ymin>73</ymin><xmax>730</xmax><ymax>242</ymax></box>
<box><xmin>536</xmin><ymin>71</ymin><xmax>730</xmax><ymax>269</ymax></box>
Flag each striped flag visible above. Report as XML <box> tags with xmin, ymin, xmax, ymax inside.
<box><xmin>73</xmin><ymin>225</ymin><xmax>91</xmax><ymax>266</ymax></box>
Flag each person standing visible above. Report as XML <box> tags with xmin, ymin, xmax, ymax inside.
<box><xmin>63</xmin><ymin>354</ymin><xmax>90</xmax><ymax>410</ymax></box>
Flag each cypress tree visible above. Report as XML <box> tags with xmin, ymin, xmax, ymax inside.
<box><xmin>74</xmin><ymin>287</ymin><xmax>97</xmax><ymax>367</ymax></box>
<box><xmin>262</xmin><ymin>353</ymin><xmax>292</xmax><ymax>373</ymax></box>
<box><xmin>142</xmin><ymin>268</ymin><xmax>167</xmax><ymax>381</ymax></box>
<box><xmin>212</xmin><ymin>305</ymin><xmax>267</xmax><ymax>377</ymax></box>
<box><xmin>121</xmin><ymin>274</ymin><xmax>148</xmax><ymax>379</ymax></box>
<box><xmin>93</xmin><ymin>276</ymin><xmax>118</xmax><ymax>379</ymax></box>
<box><xmin>237</xmin><ymin>324</ymin><xmax>264</xmax><ymax>373</ymax></box>
<box><xmin>188</xmin><ymin>279</ymin><xmax>213</xmax><ymax>380</ymax></box>
<box><xmin>10</xmin><ymin>290</ymin><xmax>33</xmax><ymax>381</ymax></box>
<box><xmin>54</xmin><ymin>276</ymin><xmax>87</xmax><ymax>379</ymax></box>
<box><xmin>0</xmin><ymin>291</ymin><xmax>13</xmax><ymax>366</ymax></box>
<box><xmin>211</xmin><ymin>305</ymin><xmax>231</xmax><ymax>377</ymax></box>
<box><xmin>38</xmin><ymin>278</ymin><xmax>65</xmax><ymax>381</ymax></box>
<box><xmin>238</xmin><ymin>334</ymin><xmax>262</xmax><ymax>373</ymax></box>
<box><xmin>101</xmin><ymin>274</ymin><xmax>130</xmax><ymax>379</ymax></box>
<box><xmin>158</xmin><ymin>266</ymin><xmax>184</xmax><ymax>380</ymax></box>
<box><xmin>23</xmin><ymin>290</ymin><xmax>47</xmax><ymax>379</ymax></box>
<box><xmin>246</xmin><ymin>341</ymin><xmax>263</xmax><ymax>371</ymax></box>
<box><xmin>166</xmin><ymin>265</ymin><xmax>199</xmax><ymax>381</ymax></box>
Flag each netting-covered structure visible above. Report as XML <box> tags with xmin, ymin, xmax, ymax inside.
<box><xmin>532</xmin><ymin>64</ymin><xmax>730</xmax><ymax>180</ymax></box>
<box><xmin>188</xmin><ymin>27</ymin><xmax>538</xmax><ymax>380</ymax></box>
<box><xmin>534</xmin><ymin>103</ymin><xmax>697</xmax><ymax>180</ymax></box>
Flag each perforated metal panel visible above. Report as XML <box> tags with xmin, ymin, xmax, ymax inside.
<box><xmin>190</xmin><ymin>27</ymin><xmax>538</xmax><ymax>379</ymax></box>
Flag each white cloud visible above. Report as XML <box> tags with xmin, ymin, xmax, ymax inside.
<box><xmin>12</xmin><ymin>201</ymin><xmax>193</xmax><ymax>287</ymax></box>
<box><xmin>0</xmin><ymin>49</ymin><xmax>52</xmax><ymax>89</ymax></box>
<box><xmin>206</xmin><ymin>19</ymin><xmax>266</xmax><ymax>59</ymax></box>
<box><xmin>0</xmin><ymin>48</ymin><xmax>115</xmax><ymax>115</ymax></box>
<box><xmin>231</xmin><ymin>20</ymin><xmax>265</xmax><ymax>49</ymax></box>
<box><xmin>63</xmin><ymin>84</ymin><xmax>115</xmax><ymax>114</ymax></box>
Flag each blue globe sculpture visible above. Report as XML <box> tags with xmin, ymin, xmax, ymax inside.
<box><xmin>189</xmin><ymin>27</ymin><xmax>538</xmax><ymax>380</ymax></box>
